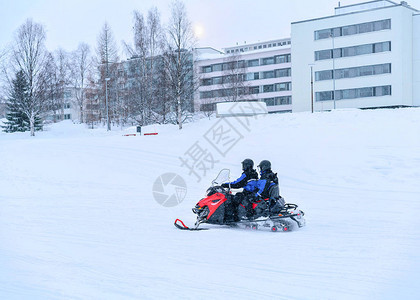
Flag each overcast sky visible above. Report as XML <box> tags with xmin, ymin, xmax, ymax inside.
<box><xmin>1</xmin><ymin>0</ymin><xmax>420</xmax><ymax>58</ymax></box>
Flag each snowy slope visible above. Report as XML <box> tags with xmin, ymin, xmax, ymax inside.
<box><xmin>0</xmin><ymin>109</ymin><xmax>419</xmax><ymax>299</ymax></box>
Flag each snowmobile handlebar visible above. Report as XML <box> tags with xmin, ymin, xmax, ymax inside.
<box><xmin>206</xmin><ymin>185</ymin><xmax>230</xmax><ymax>197</ymax></box>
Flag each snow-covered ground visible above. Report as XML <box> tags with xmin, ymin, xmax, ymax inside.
<box><xmin>1</xmin><ymin>108</ymin><xmax>419</xmax><ymax>299</ymax></box>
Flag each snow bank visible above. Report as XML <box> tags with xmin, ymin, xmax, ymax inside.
<box><xmin>216</xmin><ymin>101</ymin><xmax>268</xmax><ymax>117</ymax></box>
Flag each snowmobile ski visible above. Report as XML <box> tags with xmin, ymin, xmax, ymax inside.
<box><xmin>174</xmin><ymin>219</ymin><xmax>208</xmax><ymax>231</ymax></box>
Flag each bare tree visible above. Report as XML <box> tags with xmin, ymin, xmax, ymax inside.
<box><xmin>132</xmin><ymin>11</ymin><xmax>150</xmax><ymax>125</ymax></box>
<box><xmin>147</xmin><ymin>7</ymin><xmax>164</xmax><ymax>122</ymax></box>
<box><xmin>222</xmin><ymin>52</ymin><xmax>251</xmax><ymax>102</ymax></box>
<box><xmin>154</xmin><ymin>57</ymin><xmax>172</xmax><ymax>124</ymax></box>
<box><xmin>96</xmin><ymin>22</ymin><xmax>119</xmax><ymax>130</ymax></box>
<box><xmin>163</xmin><ymin>0</ymin><xmax>197</xmax><ymax>129</ymax></box>
<box><xmin>126</xmin><ymin>8</ymin><xmax>165</xmax><ymax>126</ymax></box>
<box><xmin>0</xmin><ymin>48</ymin><xmax>8</xmax><ymax>114</ymax></box>
<box><xmin>199</xmin><ymin>99</ymin><xmax>216</xmax><ymax>119</ymax></box>
<box><xmin>56</xmin><ymin>49</ymin><xmax>72</xmax><ymax>119</ymax></box>
<box><xmin>11</xmin><ymin>19</ymin><xmax>48</xmax><ymax>136</ymax></box>
<box><xmin>0</xmin><ymin>48</ymin><xmax>6</xmax><ymax>61</ymax></box>
<box><xmin>84</xmin><ymin>69</ymin><xmax>101</xmax><ymax>128</ymax></box>
<box><xmin>42</xmin><ymin>52</ymin><xmax>59</xmax><ymax>120</ymax></box>
<box><xmin>71</xmin><ymin>43</ymin><xmax>91</xmax><ymax>123</ymax></box>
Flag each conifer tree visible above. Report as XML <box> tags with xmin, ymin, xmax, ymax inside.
<box><xmin>2</xmin><ymin>71</ymin><xmax>29</xmax><ymax>132</ymax></box>
<box><xmin>2</xmin><ymin>70</ymin><xmax>42</xmax><ymax>133</ymax></box>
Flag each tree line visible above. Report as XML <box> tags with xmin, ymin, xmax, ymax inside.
<box><xmin>0</xmin><ymin>0</ymin><xmax>197</xmax><ymax>135</ymax></box>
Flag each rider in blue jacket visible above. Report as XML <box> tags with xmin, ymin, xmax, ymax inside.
<box><xmin>254</xmin><ymin>160</ymin><xmax>278</xmax><ymax>199</ymax></box>
<box><xmin>221</xmin><ymin>159</ymin><xmax>258</xmax><ymax>190</ymax></box>
<box><xmin>221</xmin><ymin>159</ymin><xmax>258</xmax><ymax>221</ymax></box>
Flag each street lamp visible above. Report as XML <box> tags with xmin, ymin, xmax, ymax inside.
<box><xmin>330</xmin><ymin>32</ymin><xmax>336</xmax><ymax>110</ymax></box>
<box><xmin>309</xmin><ymin>64</ymin><xmax>315</xmax><ymax>113</ymax></box>
<box><xmin>105</xmin><ymin>77</ymin><xmax>110</xmax><ymax>131</ymax></box>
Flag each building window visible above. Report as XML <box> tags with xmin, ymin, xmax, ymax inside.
<box><xmin>262</xmin><ymin>71</ymin><xmax>274</xmax><ymax>79</ymax></box>
<box><xmin>316</xmin><ymin>70</ymin><xmax>333</xmax><ymax>81</ymax></box>
<box><xmin>274</xmin><ymin>68</ymin><xmax>291</xmax><ymax>77</ymax></box>
<box><xmin>275</xmin><ymin>54</ymin><xmax>291</xmax><ymax>64</ymax></box>
<box><xmin>315</xmin><ymin>41</ymin><xmax>391</xmax><ymax>61</ymax></box>
<box><xmin>200</xmin><ymin>103</ymin><xmax>216</xmax><ymax>112</ymax></box>
<box><xmin>373</xmin><ymin>41</ymin><xmax>391</xmax><ymax>52</ymax></box>
<box><xmin>250</xmin><ymin>86</ymin><xmax>260</xmax><ymax>94</ymax></box>
<box><xmin>316</xmin><ymin>64</ymin><xmax>391</xmax><ymax>81</ymax></box>
<box><xmin>200</xmin><ymin>91</ymin><xmax>213</xmax><ymax>99</ymax></box>
<box><xmin>316</xmin><ymin>85</ymin><xmax>391</xmax><ymax>101</ymax></box>
<box><xmin>263</xmin><ymin>84</ymin><xmax>274</xmax><ymax>93</ymax></box>
<box><xmin>213</xmin><ymin>76</ymin><xmax>223</xmax><ymax>85</ymax></box>
<box><xmin>315</xmin><ymin>29</ymin><xmax>332</xmax><ymax>39</ymax></box>
<box><xmin>314</xmin><ymin>19</ymin><xmax>391</xmax><ymax>40</ymax></box>
<box><xmin>64</xmin><ymin>114</ymin><xmax>71</xmax><ymax>120</ymax></box>
<box><xmin>202</xmin><ymin>66</ymin><xmax>212</xmax><ymax>73</ymax></box>
<box><xmin>262</xmin><ymin>57</ymin><xmax>275</xmax><ymax>65</ymax></box>
<box><xmin>246</xmin><ymin>72</ymin><xmax>260</xmax><ymax>81</ymax></box>
<box><xmin>315</xmin><ymin>49</ymin><xmax>332</xmax><ymax>60</ymax></box>
<box><xmin>263</xmin><ymin>96</ymin><xmax>292</xmax><ymax>106</ymax></box>
<box><xmin>202</xmin><ymin>78</ymin><xmax>212</xmax><ymax>86</ymax></box>
<box><xmin>275</xmin><ymin>82</ymin><xmax>291</xmax><ymax>91</ymax></box>
<box><xmin>316</xmin><ymin>91</ymin><xmax>334</xmax><ymax>101</ymax></box>
<box><xmin>212</xmin><ymin>64</ymin><xmax>222</xmax><ymax>72</ymax></box>
<box><xmin>213</xmin><ymin>89</ymin><xmax>224</xmax><ymax>98</ymax></box>
<box><xmin>247</xmin><ymin>59</ymin><xmax>259</xmax><ymax>67</ymax></box>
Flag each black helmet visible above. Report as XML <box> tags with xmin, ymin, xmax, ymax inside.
<box><xmin>258</xmin><ymin>160</ymin><xmax>271</xmax><ymax>172</ymax></box>
<box><xmin>242</xmin><ymin>159</ymin><xmax>254</xmax><ymax>171</ymax></box>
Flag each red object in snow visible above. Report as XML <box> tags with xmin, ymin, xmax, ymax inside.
<box><xmin>195</xmin><ymin>192</ymin><xmax>228</xmax><ymax>222</ymax></box>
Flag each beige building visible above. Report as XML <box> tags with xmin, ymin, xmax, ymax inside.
<box><xmin>195</xmin><ymin>38</ymin><xmax>292</xmax><ymax>114</ymax></box>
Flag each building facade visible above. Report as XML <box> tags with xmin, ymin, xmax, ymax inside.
<box><xmin>195</xmin><ymin>39</ymin><xmax>293</xmax><ymax>113</ymax></box>
<box><xmin>291</xmin><ymin>0</ymin><xmax>420</xmax><ymax>112</ymax></box>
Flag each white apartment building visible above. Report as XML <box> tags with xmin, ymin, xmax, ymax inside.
<box><xmin>291</xmin><ymin>0</ymin><xmax>420</xmax><ymax>112</ymax></box>
<box><xmin>195</xmin><ymin>39</ymin><xmax>293</xmax><ymax>113</ymax></box>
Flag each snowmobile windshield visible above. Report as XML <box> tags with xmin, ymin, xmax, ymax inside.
<box><xmin>206</xmin><ymin>186</ymin><xmax>225</xmax><ymax>196</ymax></box>
<box><xmin>212</xmin><ymin>169</ymin><xmax>230</xmax><ymax>186</ymax></box>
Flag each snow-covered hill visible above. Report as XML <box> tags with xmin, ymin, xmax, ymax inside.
<box><xmin>1</xmin><ymin>108</ymin><xmax>419</xmax><ymax>299</ymax></box>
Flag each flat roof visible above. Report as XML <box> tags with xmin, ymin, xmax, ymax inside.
<box><xmin>335</xmin><ymin>0</ymin><xmax>398</xmax><ymax>10</ymax></box>
<box><xmin>292</xmin><ymin>1</ymin><xmax>418</xmax><ymax>25</ymax></box>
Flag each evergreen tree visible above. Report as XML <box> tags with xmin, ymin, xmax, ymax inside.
<box><xmin>2</xmin><ymin>71</ymin><xmax>29</xmax><ymax>132</ymax></box>
<box><xmin>2</xmin><ymin>70</ymin><xmax>42</xmax><ymax>133</ymax></box>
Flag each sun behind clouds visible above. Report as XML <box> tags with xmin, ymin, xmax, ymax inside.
<box><xmin>193</xmin><ymin>23</ymin><xmax>204</xmax><ymax>38</ymax></box>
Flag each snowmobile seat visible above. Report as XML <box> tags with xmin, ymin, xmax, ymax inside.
<box><xmin>268</xmin><ymin>184</ymin><xmax>284</xmax><ymax>205</ymax></box>
<box><xmin>268</xmin><ymin>184</ymin><xmax>285</xmax><ymax>214</ymax></box>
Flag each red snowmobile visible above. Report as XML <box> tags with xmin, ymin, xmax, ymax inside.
<box><xmin>174</xmin><ymin>169</ymin><xmax>305</xmax><ymax>232</ymax></box>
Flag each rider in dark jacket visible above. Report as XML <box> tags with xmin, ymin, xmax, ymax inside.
<box><xmin>221</xmin><ymin>159</ymin><xmax>258</xmax><ymax>189</ymax></box>
<box><xmin>254</xmin><ymin>160</ymin><xmax>278</xmax><ymax>199</ymax></box>
<box><xmin>221</xmin><ymin>159</ymin><xmax>258</xmax><ymax>221</ymax></box>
